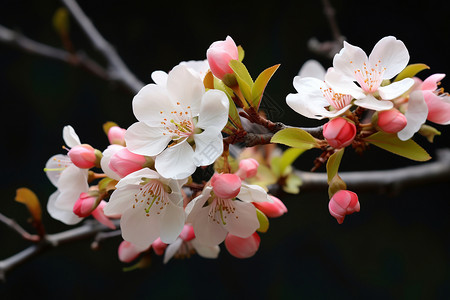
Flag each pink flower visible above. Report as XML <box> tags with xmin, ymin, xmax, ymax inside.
<box><xmin>377</xmin><ymin>109</ymin><xmax>407</xmax><ymax>133</ymax></box>
<box><xmin>328</xmin><ymin>190</ymin><xmax>360</xmax><ymax>224</ymax></box>
<box><xmin>68</xmin><ymin>144</ymin><xmax>97</xmax><ymax>169</ymax></box>
<box><xmin>253</xmin><ymin>195</ymin><xmax>287</xmax><ymax>218</ymax></box>
<box><xmin>235</xmin><ymin>158</ymin><xmax>259</xmax><ymax>180</ymax></box>
<box><xmin>323</xmin><ymin>117</ymin><xmax>356</xmax><ymax>148</ymax></box>
<box><xmin>107</xmin><ymin>126</ymin><xmax>127</xmax><ymax>146</ymax></box>
<box><xmin>225</xmin><ymin>232</ymin><xmax>260</xmax><ymax>259</ymax></box>
<box><xmin>206</xmin><ymin>36</ymin><xmax>239</xmax><ymax>80</ymax></box>
<box><xmin>421</xmin><ymin>74</ymin><xmax>450</xmax><ymax>125</ymax></box>
<box><xmin>108</xmin><ymin>147</ymin><xmax>147</xmax><ymax>178</ymax></box>
<box><xmin>210</xmin><ymin>173</ymin><xmax>242</xmax><ymax>199</ymax></box>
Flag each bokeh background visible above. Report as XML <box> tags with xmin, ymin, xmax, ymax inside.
<box><xmin>0</xmin><ymin>0</ymin><xmax>449</xmax><ymax>299</ymax></box>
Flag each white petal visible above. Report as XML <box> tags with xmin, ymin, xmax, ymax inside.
<box><xmin>179</xmin><ymin>60</ymin><xmax>210</xmax><ymax>80</ymax></box>
<box><xmin>191</xmin><ymin>239</ymin><xmax>220</xmax><ymax>259</ymax></box>
<box><xmin>103</xmin><ymin>186</ymin><xmax>136</xmax><ymax>216</ymax></box>
<box><xmin>163</xmin><ymin>238</ymin><xmax>183</xmax><ymax>263</ymax></box>
<box><xmin>120</xmin><ymin>205</ymin><xmax>161</xmax><ymax>250</ymax></box>
<box><xmin>369</xmin><ymin>36</ymin><xmax>409</xmax><ymax>79</ymax></box>
<box><xmin>192</xmin><ymin>206</ymin><xmax>228</xmax><ymax>246</ymax></box>
<box><xmin>115</xmin><ymin>168</ymin><xmax>160</xmax><ymax>189</ymax></box>
<box><xmin>47</xmin><ymin>191</ymin><xmax>83</xmax><ymax>225</ymax></box>
<box><xmin>237</xmin><ymin>183</ymin><xmax>271</xmax><ymax>203</ymax></box>
<box><xmin>333</xmin><ymin>41</ymin><xmax>369</xmax><ymax>79</ymax></box>
<box><xmin>132</xmin><ymin>84</ymin><xmax>175</xmax><ymax>125</ymax></box>
<box><xmin>155</xmin><ymin>142</ymin><xmax>196</xmax><ymax>179</ymax></box>
<box><xmin>63</xmin><ymin>125</ymin><xmax>81</xmax><ymax>148</ymax></box>
<box><xmin>186</xmin><ymin>187</ymin><xmax>211</xmax><ymax>222</ymax></box>
<box><xmin>222</xmin><ymin>201</ymin><xmax>259</xmax><ymax>238</ymax></box>
<box><xmin>354</xmin><ymin>94</ymin><xmax>393</xmax><ymax>111</ymax></box>
<box><xmin>298</xmin><ymin>59</ymin><xmax>326</xmax><ymax>79</ymax></box>
<box><xmin>378</xmin><ymin>78</ymin><xmax>414</xmax><ymax>100</ymax></box>
<box><xmin>325</xmin><ymin>68</ymin><xmax>366</xmax><ymax>99</ymax></box>
<box><xmin>45</xmin><ymin>154</ymin><xmax>72</xmax><ymax>187</ymax></box>
<box><xmin>151</xmin><ymin>70</ymin><xmax>168</xmax><ymax>86</ymax></box>
<box><xmin>100</xmin><ymin>145</ymin><xmax>124</xmax><ymax>181</ymax></box>
<box><xmin>160</xmin><ymin>201</ymin><xmax>186</xmax><ymax>244</ymax></box>
<box><xmin>125</xmin><ymin>122</ymin><xmax>171</xmax><ymax>157</ymax></box>
<box><xmin>166</xmin><ymin>65</ymin><xmax>205</xmax><ymax>116</ymax></box>
<box><xmin>55</xmin><ymin>166</ymin><xmax>89</xmax><ymax>211</ymax></box>
<box><xmin>195</xmin><ymin>89</ymin><xmax>229</xmax><ymax>131</ymax></box>
<box><xmin>398</xmin><ymin>91</ymin><xmax>428</xmax><ymax>141</ymax></box>
<box><xmin>193</xmin><ymin>129</ymin><xmax>223</xmax><ymax>167</ymax></box>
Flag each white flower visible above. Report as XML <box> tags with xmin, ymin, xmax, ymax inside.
<box><xmin>297</xmin><ymin>59</ymin><xmax>326</xmax><ymax>79</ymax></box>
<box><xmin>185</xmin><ymin>184</ymin><xmax>271</xmax><ymax>246</ymax></box>
<box><xmin>104</xmin><ymin>168</ymin><xmax>187</xmax><ymax>249</ymax></box>
<box><xmin>125</xmin><ymin>65</ymin><xmax>229</xmax><ymax>179</ymax></box>
<box><xmin>45</xmin><ymin>126</ymin><xmax>88</xmax><ymax>225</ymax></box>
<box><xmin>326</xmin><ymin>36</ymin><xmax>414</xmax><ymax>111</ymax></box>
<box><xmin>397</xmin><ymin>90</ymin><xmax>428</xmax><ymax>141</ymax></box>
<box><xmin>150</xmin><ymin>60</ymin><xmax>210</xmax><ymax>86</ymax></box>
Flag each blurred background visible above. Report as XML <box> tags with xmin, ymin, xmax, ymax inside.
<box><xmin>0</xmin><ymin>0</ymin><xmax>449</xmax><ymax>299</ymax></box>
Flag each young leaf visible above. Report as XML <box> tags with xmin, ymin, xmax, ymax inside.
<box><xmin>279</xmin><ymin>147</ymin><xmax>305</xmax><ymax>176</ymax></box>
<box><xmin>251</xmin><ymin>64</ymin><xmax>280</xmax><ymax>110</ymax></box>
<box><xmin>326</xmin><ymin>148</ymin><xmax>345</xmax><ymax>184</ymax></box>
<box><xmin>237</xmin><ymin>45</ymin><xmax>245</xmax><ymax>62</ymax></box>
<box><xmin>271</xmin><ymin>128</ymin><xmax>319</xmax><ymax>150</ymax></box>
<box><xmin>363</xmin><ymin>132</ymin><xmax>431</xmax><ymax>161</ymax></box>
<box><xmin>15</xmin><ymin>187</ymin><xmax>42</xmax><ymax>222</ymax></box>
<box><xmin>394</xmin><ymin>63</ymin><xmax>429</xmax><ymax>82</ymax></box>
<box><xmin>256</xmin><ymin>208</ymin><xmax>269</xmax><ymax>233</ymax></box>
<box><xmin>229</xmin><ymin>60</ymin><xmax>253</xmax><ymax>101</ymax></box>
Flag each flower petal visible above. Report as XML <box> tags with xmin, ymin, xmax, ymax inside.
<box><xmin>298</xmin><ymin>59</ymin><xmax>326</xmax><ymax>79</ymax></box>
<box><xmin>333</xmin><ymin>41</ymin><xmax>368</xmax><ymax>79</ymax></box>
<box><xmin>421</xmin><ymin>73</ymin><xmax>446</xmax><ymax>91</ymax></box>
<box><xmin>151</xmin><ymin>70</ymin><xmax>168</xmax><ymax>86</ymax></box>
<box><xmin>369</xmin><ymin>36</ymin><xmax>409</xmax><ymax>79</ymax></box>
<box><xmin>55</xmin><ymin>165</ymin><xmax>89</xmax><ymax>211</ymax></box>
<box><xmin>222</xmin><ymin>201</ymin><xmax>259</xmax><ymax>238</ymax></box>
<box><xmin>193</xmin><ymin>129</ymin><xmax>223</xmax><ymax>167</ymax></box>
<box><xmin>237</xmin><ymin>183</ymin><xmax>272</xmax><ymax>203</ymax></box>
<box><xmin>125</xmin><ymin>122</ymin><xmax>171</xmax><ymax>157</ymax></box>
<box><xmin>120</xmin><ymin>204</ymin><xmax>161</xmax><ymax>249</ymax></box>
<box><xmin>47</xmin><ymin>191</ymin><xmax>83</xmax><ymax>225</ymax></box>
<box><xmin>191</xmin><ymin>239</ymin><xmax>220</xmax><ymax>259</ymax></box>
<box><xmin>155</xmin><ymin>141</ymin><xmax>196</xmax><ymax>179</ymax></box>
<box><xmin>132</xmin><ymin>83</ymin><xmax>174</xmax><ymax>125</ymax></box>
<box><xmin>354</xmin><ymin>94</ymin><xmax>393</xmax><ymax>111</ymax></box>
<box><xmin>378</xmin><ymin>78</ymin><xmax>414</xmax><ymax>100</ymax></box>
<box><xmin>325</xmin><ymin>68</ymin><xmax>366</xmax><ymax>99</ymax></box>
<box><xmin>160</xmin><ymin>201</ymin><xmax>185</xmax><ymax>244</ymax></box>
<box><xmin>398</xmin><ymin>91</ymin><xmax>428</xmax><ymax>140</ymax></box>
<box><xmin>45</xmin><ymin>154</ymin><xmax>72</xmax><ymax>187</ymax></box>
<box><xmin>195</xmin><ymin>89</ymin><xmax>229</xmax><ymax>131</ymax></box>
<box><xmin>100</xmin><ymin>144</ymin><xmax>124</xmax><ymax>181</ymax></box>
<box><xmin>163</xmin><ymin>238</ymin><xmax>183</xmax><ymax>263</ymax></box>
<box><xmin>104</xmin><ymin>185</ymin><xmax>136</xmax><ymax>216</ymax></box>
<box><xmin>424</xmin><ymin>91</ymin><xmax>450</xmax><ymax>125</ymax></box>
<box><xmin>192</xmin><ymin>206</ymin><xmax>228</xmax><ymax>246</ymax></box>
<box><xmin>63</xmin><ymin>125</ymin><xmax>81</xmax><ymax>148</ymax></box>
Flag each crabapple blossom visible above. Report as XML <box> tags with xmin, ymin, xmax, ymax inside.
<box><xmin>376</xmin><ymin>109</ymin><xmax>407</xmax><ymax>133</ymax></box>
<box><xmin>327</xmin><ymin>36</ymin><xmax>414</xmax><ymax>111</ymax></box>
<box><xmin>328</xmin><ymin>190</ymin><xmax>360</xmax><ymax>224</ymax></box>
<box><xmin>421</xmin><ymin>73</ymin><xmax>450</xmax><ymax>125</ymax></box>
<box><xmin>107</xmin><ymin>126</ymin><xmax>127</xmax><ymax>146</ymax></box>
<box><xmin>225</xmin><ymin>232</ymin><xmax>260</xmax><ymax>259</ymax></box>
<box><xmin>253</xmin><ymin>195</ymin><xmax>287</xmax><ymax>218</ymax></box>
<box><xmin>125</xmin><ymin>64</ymin><xmax>229</xmax><ymax>179</ymax></box>
<box><xmin>73</xmin><ymin>192</ymin><xmax>98</xmax><ymax>217</ymax></box>
<box><xmin>108</xmin><ymin>147</ymin><xmax>148</xmax><ymax>178</ymax></box>
<box><xmin>322</xmin><ymin>117</ymin><xmax>356</xmax><ymax>148</ymax></box>
<box><xmin>104</xmin><ymin>168</ymin><xmax>187</xmax><ymax>249</ymax></box>
<box><xmin>206</xmin><ymin>35</ymin><xmax>239</xmax><ymax>80</ymax></box>
<box><xmin>68</xmin><ymin>144</ymin><xmax>97</xmax><ymax>169</ymax></box>
<box><xmin>235</xmin><ymin>158</ymin><xmax>259</xmax><ymax>180</ymax></box>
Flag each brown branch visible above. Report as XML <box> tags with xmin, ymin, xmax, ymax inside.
<box><xmin>0</xmin><ymin>212</ymin><xmax>40</xmax><ymax>242</ymax></box>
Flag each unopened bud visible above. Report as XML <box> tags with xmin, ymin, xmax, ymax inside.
<box><xmin>206</xmin><ymin>36</ymin><xmax>239</xmax><ymax>80</ymax></box>
<box><xmin>376</xmin><ymin>109</ymin><xmax>407</xmax><ymax>133</ymax></box>
<box><xmin>109</xmin><ymin>148</ymin><xmax>147</xmax><ymax>178</ymax></box>
<box><xmin>328</xmin><ymin>190</ymin><xmax>360</xmax><ymax>224</ymax></box>
<box><xmin>210</xmin><ymin>173</ymin><xmax>242</xmax><ymax>199</ymax></box>
<box><xmin>68</xmin><ymin>144</ymin><xmax>97</xmax><ymax>169</ymax></box>
<box><xmin>253</xmin><ymin>195</ymin><xmax>287</xmax><ymax>218</ymax></box>
<box><xmin>151</xmin><ymin>237</ymin><xmax>167</xmax><ymax>256</ymax></box>
<box><xmin>118</xmin><ymin>240</ymin><xmax>146</xmax><ymax>263</ymax></box>
<box><xmin>235</xmin><ymin>158</ymin><xmax>259</xmax><ymax>180</ymax></box>
<box><xmin>179</xmin><ymin>225</ymin><xmax>195</xmax><ymax>242</ymax></box>
<box><xmin>323</xmin><ymin>117</ymin><xmax>356</xmax><ymax>149</ymax></box>
<box><xmin>73</xmin><ymin>192</ymin><xmax>99</xmax><ymax>217</ymax></box>
<box><xmin>225</xmin><ymin>232</ymin><xmax>260</xmax><ymax>259</ymax></box>
<box><xmin>108</xmin><ymin>126</ymin><xmax>127</xmax><ymax>146</ymax></box>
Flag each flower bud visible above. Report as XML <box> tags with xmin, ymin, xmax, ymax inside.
<box><xmin>151</xmin><ymin>237</ymin><xmax>167</xmax><ymax>256</ymax></box>
<box><xmin>68</xmin><ymin>144</ymin><xmax>97</xmax><ymax>169</ymax></box>
<box><xmin>179</xmin><ymin>224</ymin><xmax>195</xmax><ymax>242</ymax></box>
<box><xmin>235</xmin><ymin>158</ymin><xmax>259</xmax><ymax>180</ymax></box>
<box><xmin>206</xmin><ymin>36</ymin><xmax>239</xmax><ymax>80</ymax></box>
<box><xmin>108</xmin><ymin>126</ymin><xmax>127</xmax><ymax>146</ymax></box>
<box><xmin>376</xmin><ymin>109</ymin><xmax>407</xmax><ymax>133</ymax></box>
<box><xmin>210</xmin><ymin>173</ymin><xmax>242</xmax><ymax>199</ymax></box>
<box><xmin>253</xmin><ymin>195</ymin><xmax>287</xmax><ymax>218</ymax></box>
<box><xmin>118</xmin><ymin>240</ymin><xmax>144</xmax><ymax>263</ymax></box>
<box><xmin>109</xmin><ymin>148</ymin><xmax>147</xmax><ymax>178</ymax></box>
<box><xmin>323</xmin><ymin>117</ymin><xmax>356</xmax><ymax>149</ymax></box>
<box><xmin>73</xmin><ymin>192</ymin><xmax>99</xmax><ymax>218</ymax></box>
<box><xmin>225</xmin><ymin>232</ymin><xmax>260</xmax><ymax>259</ymax></box>
<box><xmin>328</xmin><ymin>190</ymin><xmax>360</xmax><ymax>224</ymax></box>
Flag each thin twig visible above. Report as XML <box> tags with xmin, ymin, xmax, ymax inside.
<box><xmin>0</xmin><ymin>212</ymin><xmax>40</xmax><ymax>242</ymax></box>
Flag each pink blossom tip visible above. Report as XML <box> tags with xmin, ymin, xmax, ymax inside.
<box><xmin>151</xmin><ymin>237</ymin><xmax>167</xmax><ymax>256</ymax></box>
<box><xmin>210</xmin><ymin>173</ymin><xmax>242</xmax><ymax>199</ymax></box>
<box><xmin>179</xmin><ymin>225</ymin><xmax>195</xmax><ymax>242</ymax></box>
<box><xmin>68</xmin><ymin>144</ymin><xmax>97</xmax><ymax>169</ymax></box>
<box><xmin>206</xmin><ymin>36</ymin><xmax>239</xmax><ymax>80</ymax></box>
<box><xmin>118</xmin><ymin>240</ymin><xmax>144</xmax><ymax>263</ymax></box>
<box><xmin>109</xmin><ymin>147</ymin><xmax>147</xmax><ymax>178</ymax></box>
<box><xmin>323</xmin><ymin>117</ymin><xmax>356</xmax><ymax>149</ymax></box>
<box><xmin>328</xmin><ymin>190</ymin><xmax>360</xmax><ymax>224</ymax></box>
<box><xmin>235</xmin><ymin>158</ymin><xmax>259</xmax><ymax>179</ymax></box>
<box><xmin>377</xmin><ymin>109</ymin><xmax>407</xmax><ymax>133</ymax></box>
<box><xmin>225</xmin><ymin>232</ymin><xmax>261</xmax><ymax>259</ymax></box>
<box><xmin>108</xmin><ymin>126</ymin><xmax>127</xmax><ymax>146</ymax></box>
<box><xmin>253</xmin><ymin>195</ymin><xmax>287</xmax><ymax>218</ymax></box>
<box><xmin>73</xmin><ymin>192</ymin><xmax>99</xmax><ymax>217</ymax></box>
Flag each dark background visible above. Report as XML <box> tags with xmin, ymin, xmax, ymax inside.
<box><xmin>0</xmin><ymin>0</ymin><xmax>449</xmax><ymax>299</ymax></box>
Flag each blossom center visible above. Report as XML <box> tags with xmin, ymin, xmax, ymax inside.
<box><xmin>208</xmin><ymin>197</ymin><xmax>237</xmax><ymax>225</ymax></box>
<box><xmin>352</xmin><ymin>61</ymin><xmax>386</xmax><ymax>93</ymax></box>
<box><xmin>159</xmin><ymin>102</ymin><xmax>195</xmax><ymax>145</ymax></box>
<box><xmin>44</xmin><ymin>156</ymin><xmax>73</xmax><ymax>173</ymax></box>
<box><xmin>320</xmin><ymin>85</ymin><xmax>353</xmax><ymax>111</ymax></box>
<box><xmin>133</xmin><ymin>179</ymin><xmax>169</xmax><ymax>217</ymax></box>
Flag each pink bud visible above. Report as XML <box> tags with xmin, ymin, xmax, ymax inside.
<box><xmin>206</xmin><ymin>36</ymin><xmax>239</xmax><ymax>80</ymax></box>
<box><xmin>377</xmin><ymin>109</ymin><xmax>407</xmax><ymax>133</ymax></box>
<box><xmin>151</xmin><ymin>237</ymin><xmax>167</xmax><ymax>256</ymax></box>
<box><xmin>253</xmin><ymin>195</ymin><xmax>287</xmax><ymax>218</ymax></box>
<box><xmin>210</xmin><ymin>173</ymin><xmax>242</xmax><ymax>199</ymax></box>
<box><xmin>118</xmin><ymin>240</ymin><xmax>144</xmax><ymax>263</ymax></box>
<box><xmin>323</xmin><ymin>117</ymin><xmax>356</xmax><ymax>149</ymax></box>
<box><xmin>92</xmin><ymin>201</ymin><xmax>116</xmax><ymax>229</ymax></box>
<box><xmin>328</xmin><ymin>190</ymin><xmax>360</xmax><ymax>224</ymax></box>
<box><xmin>73</xmin><ymin>192</ymin><xmax>98</xmax><ymax>217</ymax></box>
<box><xmin>235</xmin><ymin>158</ymin><xmax>259</xmax><ymax>180</ymax></box>
<box><xmin>108</xmin><ymin>126</ymin><xmax>127</xmax><ymax>146</ymax></box>
<box><xmin>68</xmin><ymin>144</ymin><xmax>97</xmax><ymax>169</ymax></box>
<box><xmin>179</xmin><ymin>224</ymin><xmax>195</xmax><ymax>242</ymax></box>
<box><xmin>109</xmin><ymin>148</ymin><xmax>147</xmax><ymax>178</ymax></box>
<box><xmin>225</xmin><ymin>232</ymin><xmax>260</xmax><ymax>259</ymax></box>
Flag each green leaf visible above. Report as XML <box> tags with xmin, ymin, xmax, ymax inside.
<box><xmin>256</xmin><ymin>208</ymin><xmax>269</xmax><ymax>233</ymax></box>
<box><xmin>251</xmin><ymin>64</ymin><xmax>280</xmax><ymax>109</ymax></box>
<box><xmin>282</xmin><ymin>173</ymin><xmax>302</xmax><ymax>194</ymax></box>
<box><xmin>363</xmin><ymin>132</ymin><xmax>431</xmax><ymax>161</ymax></box>
<box><xmin>213</xmin><ymin>77</ymin><xmax>242</xmax><ymax>130</ymax></box>
<box><xmin>326</xmin><ymin>148</ymin><xmax>345</xmax><ymax>183</ymax></box>
<box><xmin>279</xmin><ymin>147</ymin><xmax>305</xmax><ymax>176</ymax></box>
<box><xmin>15</xmin><ymin>187</ymin><xmax>42</xmax><ymax>222</ymax></box>
<box><xmin>271</xmin><ymin>128</ymin><xmax>319</xmax><ymax>150</ymax></box>
<box><xmin>237</xmin><ymin>45</ymin><xmax>245</xmax><ymax>62</ymax></box>
<box><xmin>229</xmin><ymin>60</ymin><xmax>253</xmax><ymax>101</ymax></box>
<box><xmin>394</xmin><ymin>63</ymin><xmax>430</xmax><ymax>82</ymax></box>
